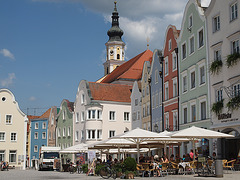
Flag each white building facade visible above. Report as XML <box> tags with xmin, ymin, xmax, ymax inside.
<box><xmin>206</xmin><ymin>0</ymin><xmax>240</xmax><ymax>159</ymax></box>
<box><xmin>73</xmin><ymin>80</ymin><xmax>132</xmax><ymax>145</ymax></box>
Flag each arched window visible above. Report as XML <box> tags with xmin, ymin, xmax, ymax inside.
<box><xmin>117</xmin><ymin>54</ymin><xmax>120</xmax><ymax>59</ymax></box>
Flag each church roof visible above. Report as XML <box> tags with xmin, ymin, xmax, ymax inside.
<box><xmin>100</xmin><ymin>49</ymin><xmax>153</xmax><ymax>83</ymax></box>
<box><xmin>88</xmin><ymin>82</ymin><xmax>132</xmax><ymax>103</ymax></box>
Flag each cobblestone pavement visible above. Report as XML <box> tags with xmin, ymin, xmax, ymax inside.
<box><xmin>0</xmin><ymin>169</ymin><xmax>240</xmax><ymax>180</ymax></box>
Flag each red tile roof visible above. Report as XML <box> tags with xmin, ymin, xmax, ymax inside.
<box><xmin>100</xmin><ymin>49</ymin><xmax>153</xmax><ymax>83</ymax></box>
<box><xmin>88</xmin><ymin>82</ymin><xmax>132</xmax><ymax>103</ymax></box>
<box><xmin>39</xmin><ymin>108</ymin><xmax>51</xmax><ymax>119</ymax></box>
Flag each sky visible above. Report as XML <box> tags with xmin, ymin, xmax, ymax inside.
<box><xmin>0</xmin><ymin>0</ymin><xmax>210</xmax><ymax>116</ymax></box>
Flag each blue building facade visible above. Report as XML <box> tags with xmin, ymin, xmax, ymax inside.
<box><xmin>30</xmin><ymin>118</ymin><xmax>48</xmax><ymax>167</ymax></box>
<box><xmin>149</xmin><ymin>49</ymin><xmax>164</xmax><ymax>132</ymax></box>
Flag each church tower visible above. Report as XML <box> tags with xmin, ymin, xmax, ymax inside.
<box><xmin>104</xmin><ymin>1</ymin><xmax>125</xmax><ymax>75</ymax></box>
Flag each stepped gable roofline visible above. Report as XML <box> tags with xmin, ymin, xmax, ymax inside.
<box><xmin>101</xmin><ymin>49</ymin><xmax>153</xmax><ymax>83</ymax></box>
<box><xmin>59</xmin><ymin>99</ymin><xmax>74</xmax><ymax>113</ymax></box>
<box><xmin>177</xmin><ymin>0</ymin><xmax>205</xmax><ymax>44</ymax></box>
<box><xmin>88</xmin><ymin>82</ymin><xmax>132</xmax><ymax>103</ymax></box>
<box><xmin>162</xmin><ymin>25</ymin><xmax>180</xmax><ymax>56</ymax></box>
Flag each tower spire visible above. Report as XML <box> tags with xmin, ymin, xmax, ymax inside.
<box><xmin>107</xmin><ymin>1</ymin><xmax>124</xmax><ymax>42</ymax></box>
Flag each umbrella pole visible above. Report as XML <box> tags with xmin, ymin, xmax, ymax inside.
<box><xmin>137</xmin><ymin>140</ymin><xmax>140</xmax><ymax>163</ymax></box>
<box><xmin>118</xmin><ymin>146</ymin><xmax>120</xmax><ymax>161</ymax></box>
<box><xmin>192</xmin><ymin>139</ymin><xmax>196</xmax><ymax>161</ymax></box>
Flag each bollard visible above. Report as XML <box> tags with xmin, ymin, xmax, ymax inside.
<box><xmin>215</xmin><ymin>160</ymin><xmax>223</xmax><ymax>178</ymax></box>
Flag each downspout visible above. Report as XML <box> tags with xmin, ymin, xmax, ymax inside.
<box><xmin>148</xmin><ymin>78</ymin><xmax>152</xmax><ymax>131</ymax></box>
<box><xmin>174</xmin><ymin>47</ymin><xmax>179</xmax><ymax>131</ymax></box>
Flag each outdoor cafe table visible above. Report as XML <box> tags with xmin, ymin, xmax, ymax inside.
<box><xmin>178</xmin><ymin>162</ymin><xmax>190</xmax><ymax>174</ymax></box>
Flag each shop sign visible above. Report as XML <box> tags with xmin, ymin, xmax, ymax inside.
<box><xmin>218</xmin><ymin>113</ymin><xmax>239</xmax><ymax>123</ymax></box>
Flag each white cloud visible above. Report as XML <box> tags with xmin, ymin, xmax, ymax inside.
<box><xmin>0</xmin><ymin>73</ymin><xmax>16</xmax><ymax>87</ymax></box>
<box><xmin>29</xmin><ymin>96</ymin><xmax>37</xmax><ymax>101</ymax></box>
<box><xmin>0</xmin><ymin>49</ymin><xmax>15</xmax><ymax>60</ymax></box>
<box><xmin>32</xmin><ymin>0</ymin><xmax>190</xmax><ymax>58</ymax></box>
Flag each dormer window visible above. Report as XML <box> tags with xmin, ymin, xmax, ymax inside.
<box><xmin>81</xmin><ymin>94</ymin><xmax>85</xmax><ymax>104</ymax></box>
<box><xmin>189</xmin><ymin>15</ymin><xmax>193</xmax><ymax>28</ymax></box>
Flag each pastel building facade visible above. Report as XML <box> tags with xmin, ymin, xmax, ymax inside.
<box><xmin>48</xmin><ymin>106</ymin><xmax>58</xmax><ymax>147</ymax></box>
<box><xmin>177</xmin><ymin>0</ymin><xmax>211</xmax><ymax>156</ymax></box>
<box><xmin>206</xmin><ymin>0</ymin><xmax>240</xmax><ymax>159</ymax></box>
<box><xmin>149</xmin><ymin>49</ymin><xmax>164</xmax><ymax>133</ymax></box>
<box><xmin>0</xmin><ymin>89</ymin><xmax>28</xmax><ymax>169</ymax></box>
<box><xmin>131</xmin><ymin>81</ymin><xmax>142</xmax><ymax>130</ymax></box>
<box><xmin>56</xmin><ymin>99</ymin><xmax>74</xmax><ymax>163</ymax></box>
<box><xmin>30</xmin><ymin>117</ymin><xmax>48</xmax><ymax>168</ymax></box>
<box><xmin>163</xmin><ymin>25</ymin><xmax>180</xmax><ymax>132</ymax></box>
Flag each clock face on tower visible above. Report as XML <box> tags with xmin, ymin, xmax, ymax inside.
<box><xmin>110</xmin><ymin>50</ymin><xmax>114</xmax><ymax>55</ymax></box>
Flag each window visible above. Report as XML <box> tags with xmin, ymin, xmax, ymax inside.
<box><xmin>68</xmin><ymin>127</ymin><xmax>71</xmax><ymax>137</ymax></box>
<box><xmin>53</xmin><ymin>130</ymin><xmax>55</xmax><ymax>140</ymax></box>
<box><xmin>173</xmin><ymin>78</ymin><xmax>178</xmax><ymax>97</ymax></box>
<box><xmin>81</xmin><ymin>94</ymin><xmax>85</xmax><ymax>104</ymax></box>
<box><xmin>35</xmin><ymin>122</ymin><xmax>38</xmax><ymax>129</ymax></box>
<box><xmin>58</xmin><ymin>128</ymin><xmax>61</xmax><ymax>137</ymax></box>
<box><xmin>0</xmin><ymin>132</ymin><xmax>5</xmax><ymax>141</ymax></box>
<box><xmin>183</xmin><ymin>107</ymin><xmax>188</xmax><ymax>124</ymax></box>
<box><xmin>173</xmin><ymin>111</ymin><xmax>178</xmax><ymax>131</ymax></box>
<box><xmin>109</xmin><ymin>130</ymin><xmax>115</xmax><ymax>138</ymax></box>
<box><xmin>142</xmin><ymin>89</ymin><xmax>145</xmax><ymax>97</ymax></box>
<box><xmin>165</xmin><ymin>113</ymin><xmax>169</xmax><ymax>130</ymax></box>
<box><xmin>11</xmin><ymin>132</ymin><xmax>17</xmax><ymax>141</ymax></box>
<box><xmin>81</xmin><ymin>131</ymin><xmax>84</xmax><ymax>140</ymax></box>
<box><xmin>189</xmin><ymin>15</ymin><xmax>193</xmax><ymax>28</ymax></box>
<box><xmin>147</xmin><ymin>105</ymin><xmax>150</xmax><ymax>116</ymax></box>
<box><xmin>0</xmin><ymin>150</ymin><xmax>5</xmax><ymax>162</ymax></box>
<box><xmin>81</xmin><ymin>111</ymin><xmax>85</xmax><ymax>121</ymax></box>
<box><xmin>49</xmin><ymin>131</ymin><xmax>52</xmax><ymax>139</ymax></box>
<box><xmin>182</xmin><ymin>43</ymin><xmax>186</xmax><ymax>60</ymax></box>
<box><xmin>213</xmin><ymin>15</ymin><xmax>220</xmax><ymax>32</ymax></box>
<box><xmin>34</xmin><ymin>145</ymin><xmax>38</xmax><ymax>152</ymax></box>
<box><xmin>233</xmin><ymin>84</ymin><xmax>240</xmax><ymax>97</ymax></box>
<box><xmin>9</xmin><ymin>150</ymin><xmax>16</xmax><ymax>163</ymax></box>
<box><xmin>124</xmin><ymin>112</ymin><xmax>130</xmax><ymax>121</ymax></box>
<box><xmin>230</xmin><ymin>2</ymin><xmax>238</xmax><ymax>21</ymax></box>
<box><xmin>42</xmin><ymin>132</ymin><xmax>46</xmax><ymax>139</ymax></box>
<box><xmin>155</xmin><ymin>69</ymin><xmax>158</xmax><ymax>83</ymax></box>
<box><xmin>169</xmin><ymin>39</ymin><xmax>172</xmax><ymax>50</ymax></box>
<box><xmin>97</xmin><ymin>130</ymin><xmax>102</xmax><ymax>139</ymax></box>
<box><xmin>76</xmin><ymin>112</ymin><xmax>79</xmax><ymax>123</ymax></box>
<box><xmin>88</xmin><ymin>110</ymin><xmax>96</xmax><ymax>120</ymax></box>
<box><xmin>199</xmin><ymin>66</ymin><xmax>205</xmax><ymax>85</ymax></box>
<box><xmin>165</xmin><ymin>58</ymin><xmax>169</xmax><ymax>75</ymax></box>
<box><xmin>189</xmin><ymin>36</ymin><xmax>195</xmax><ymax>54</ymax></box>
<box><xmin>143</xmin><ymin>106</ymin><xmax>145</xmax><ymax>117</ymax></box>
<box><xmin>159</xmin><ymin>91</ymin><xmax>162</xmax><ymax>105</ymax></box>
<box><xmin>214</xmin><ymin>50</ymin><xmax>221</xmax><ymax>61</ymax></box>
<box><xmin>183</xmin><ymin>75</ymin><xmax>187</xmax><ymax>93</ymax></box>
<box><xmin>146</xmin><ymin>86</ymin><xmax>149</xmax><ymax>95</ymax></box>
<box><xmin>135</xmin><ymin>99</ymin><xmax>138</xmax><ymax>106</ymax></box>
<box><xmin>109</xmin><ymin>111</ymin><xmax>115</xmax><ymax>121</ymax></box>
<box><xmin>216</xmin><ymin>89</ymin><xmax>223</xmax><ymax>102</ymax></box>
<box><xmin>75</xmin><ymin>131</ymin><xmax>79</xmax><ymax>141</ymax></box>
<box><xmin>63</xmin><ymin>110</ymin><xmax>66</xmax><ymax>120</ymax></box>
<box><xmin>34</xmin><ymin>132</ymin><xmax>38</xmax><ymax>139</ymax></box>
<box><xmin>63</xmin><ymin>127</ymin><xmax>66</xmax><ymax>137</ymax></box>
<box><xmin>42</xmin><ymin>122</ymin><xmax>46</xmax><ymax>129</ymax></box>
<box><xmin>97</xmin><ymin>110</ymin><xmax>102</xmax><ymax>120</ymax></box>
<box><xmin>200</xmin><ymin>101</ymin><xmax>207</xmax><ymax>120</ymax></box>
<box><xmin>137</xmin><ymin>111</ymin><xmax>140</xmax><ymax>120</ymax></box>
<box><xmin>190</xmin><ymin>71</ymin><xmax>196</xmax><ymax>89</ymax></box>
<box><xmin>172</xmin><ymin>53</ymin><xmax>177</xmax><ymax>71</ymax></box>
<box><xmin>87</xmin><ymin>130</ymin><xmax>96</xmax><ymax>140</ymax></box>
<box><xmin>191</xmin><ymin>104</ymin><xmax>196</xmax><ymax>122</ymax></box>
<box><xmin>51</xmin><ymin>117</ymin><xmax>54</xmax><ymax>125</ymax></box>
<box><xmin>165</xmin><ymin>82</ymin><xmax>169</xmax><ymax>100</ymax></box>
<box><xmin>232</xmin><ymin>40</ymin><xmax>239</xmax><ymax>54</ymax></box>
<box><xmin>198</xmin><ymin>29</ymin><xmax>204</xmax><ymax>48</ymax></box>
<box><xmin>6</xmin><ymin>115</ymin><xmax>12</xmax><ymax>124</ymax></box>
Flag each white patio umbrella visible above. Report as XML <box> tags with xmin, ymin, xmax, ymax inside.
<box><xmin>112</xmin><ymin>128</ymin><xmax>169</xmax><ymax>163</ymax></box>
<box><xmin>171</xmin><ymin>126</ymin><xmax>234</xmax><ymax>159</ymax></box>
<box><xmin>60</xmin><ymin>143</ymin><xmax>88</xmax><ymax>153</ymax></box>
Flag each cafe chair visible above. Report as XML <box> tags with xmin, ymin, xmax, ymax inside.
<box><xmin>223</xmin><ymin>159</ymin><xmax>236</xmax><ymax>173</ymax></box>
<box><xmin>136</xmin><ymin>164</ymin><xmax>144</xmax><ymax>177</ymax></box>
<box><xmin>160</xmin><ymin>162</ymin><xmax>169</xmax><ymax>176</ymax></box>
